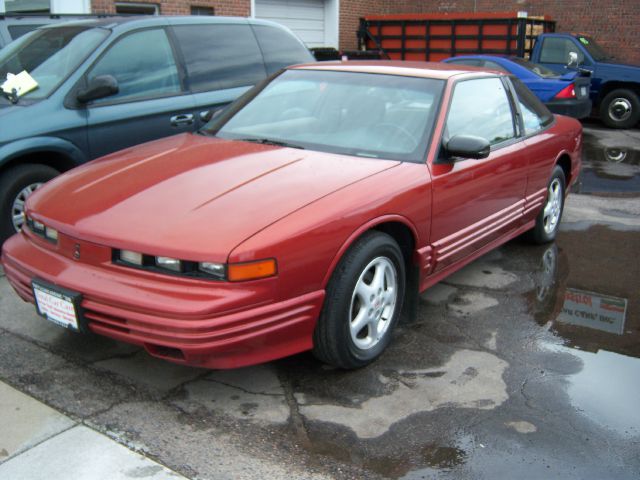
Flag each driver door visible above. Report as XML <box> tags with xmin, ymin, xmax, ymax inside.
<box><xmin>430</xmin><ymin>77</ymin><xmax>528</xmax><ymax>272</ymax></box>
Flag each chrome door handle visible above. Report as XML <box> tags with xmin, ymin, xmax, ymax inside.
<box><xmin>170</xmin><ymin>114</ymin><xmax>194</xmax><ymax>127</ymax></box>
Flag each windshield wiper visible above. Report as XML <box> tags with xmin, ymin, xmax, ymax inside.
<box><xmin>1</xmin><ymin>88</ymin><xmax>19</xmax><ymax>105</ymax></box>
<box><xmin>238</xmin><ymin>137</ymin><xmax>305</xmax><ymax>150</ymax></box>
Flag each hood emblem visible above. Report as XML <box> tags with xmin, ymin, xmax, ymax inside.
<box><xmin>73</xmin><ymin>243</ymin><xmax>81</xmax><ymax>260</ymax></box>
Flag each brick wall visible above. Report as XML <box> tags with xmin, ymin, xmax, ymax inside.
<box><xmin>91</xmin><ymin>0</ymin><xmax>249</xmax><ymax>17</ymax></box>
<box><xmin>341</xmin><ymin>0</ymin><xmax>640</xmax><ymax>64</ymax></box>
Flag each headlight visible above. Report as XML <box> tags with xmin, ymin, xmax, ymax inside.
<box><xmin>32</xmin><ymin>220</ymin><xmax>45</xmax><ymax>233</ymax></box>
<box><xmin>198</xmin><ymin>262</ymin><xmax>225</xmax><ymax>279</ymax></box>
<box><xmin>119</xmin><ymin>250</ymin><xmax>143</xmax><ymax>266</ymax></box>
<box><xmin>45</xmin><ymin>226</ymin><xmax>58</xmax><ymax>242</ymax></box>
<box><xmin>156</xmin><ymin>256</ymin><xmax>182</xmax><ymax>272</ymax></box>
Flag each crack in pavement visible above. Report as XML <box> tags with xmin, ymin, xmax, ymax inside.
<box><xmin>277</xmin><ymin>371</ymin><xmax>313</xmax><ymax>450</ymax></box>
<box><xmin>200</xmin><ymin>377</ymin><xmax>286</xmax><ymax>397</ymax></box>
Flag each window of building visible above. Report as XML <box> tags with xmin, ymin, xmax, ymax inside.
<box><xmin>173</xmin><ymin>24</ymin><xmax>266</xmax><ymax>92</ymax></box>
<box><xmin>114</xmin><ymin>2</ymin><xmax>159</xmax><ymax>14</ymax></box>
<box><xmin>190</xmin><ymin>5</ymin><xmax>214</xmax><ymax>15</ymax></box>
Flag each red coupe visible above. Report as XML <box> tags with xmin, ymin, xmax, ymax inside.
<box><xmin>1</xmin><ymin>62</ymin><xmax>582</xmax><ymax>369</ymax></box>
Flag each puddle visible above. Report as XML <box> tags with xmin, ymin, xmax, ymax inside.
<box><xmin>526</xmin><ymin>226</ymin><xmax>640</xmax><ymax>437</ymax></box>
<box><xmin>574</xmin><ymin>140</ymin><xmax>640</xmax><ymax>195</ymax></box>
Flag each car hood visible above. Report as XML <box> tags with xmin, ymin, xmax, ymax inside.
<box><xmin>28</xmin><ymin>133</ymin><xmax>399</xmax><ymax>261</ymax></box>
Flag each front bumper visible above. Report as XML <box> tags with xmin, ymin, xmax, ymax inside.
<box><xmin>2</xmin><ymin>232</ymin><xmax>324</xmax><ymax>369</ymax></box>
<box><xmin>546</xmin><ymin>97</ymin><xmax>593</xmax><ymax>119</ymax></box>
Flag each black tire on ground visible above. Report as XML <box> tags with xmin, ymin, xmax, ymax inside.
<box><xmin>600</xmin><ymin>88</ymin><xmax>640</xmax><ymax>129</ymax></box>
<box><xmin>313</xmin><ymin>231</ymin><xmax>406</xmax><ymax>369</ymax></box>
<box><xmin>529</xmin><ymin>165</ymin><xmax>566</xmax><ymax>245</ymax></box>
<box><xmin>0</xmin><ymin>163</ymin><xmax>59</xmax><ymax>244</ymax></box>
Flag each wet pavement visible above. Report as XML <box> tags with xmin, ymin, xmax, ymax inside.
<box><xmin>0</xmin><ymin>124</ymin><xmax>639</xmax><ymax>479</ymax></box>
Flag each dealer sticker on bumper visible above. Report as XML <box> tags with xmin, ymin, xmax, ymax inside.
<box><xmin>32</xmin><ymin>281</ymin><xmax>81</xmax><ymax>331</ymax></box>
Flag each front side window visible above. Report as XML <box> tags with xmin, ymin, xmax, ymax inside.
<box><xmin>212</xmin><ymin>69</ymin><xmax>444</xmax><ymax>162</ymax></box>
<box><xmin>173</xmin><ymin>24</ymin><xmax>266</xmax><ymax>93</ymax></box>
<box><xmin>0</xmin><ymin>26</ymin><xmax>109</xmax><ymax>100</ymax></box>
<box><xmin>510</xmin><ymin>77</ymin><xmax>554</xmax><ymax>135</ymax></box>
<box><xmin>446</xmin><ymin>77</ymin><xmax>516</xmax><ymax>146</ymax></box>
<box><xmin>539</xmin><ymin>37</ymin><xmax>584</xmax><ymax>65</ymax></box>
<box><xmin>87</xmin><ymin>28</ymin><xmax>181</xmax><ymax>104</ymax></box>
<box><xmin>509</xmin><ymin>57</ymin><xmax>558</xmax><ymax>78</ymax></box>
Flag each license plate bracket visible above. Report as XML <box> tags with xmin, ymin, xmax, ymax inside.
<box><xmin>31</xmin><ymin>279</ymin><xmax>88</xmax><ymax>333</ymax></box>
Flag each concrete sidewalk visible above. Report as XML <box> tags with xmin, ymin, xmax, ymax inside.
<box><xmin>0</xmin><ymin>381</ymin><xmax>185</xmax><ymax>480</ymax></box>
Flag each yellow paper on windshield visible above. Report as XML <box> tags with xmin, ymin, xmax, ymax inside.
<box><xmin>1</xmin><ymin>71</ymin><xmax>38</xmax><ymax>97</ymax></box>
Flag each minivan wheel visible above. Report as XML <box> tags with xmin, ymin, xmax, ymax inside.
<box><xmin>313</xmin><ymin>231</ymin><xmax>405</xmax><ymax>369</ymax></box>
<box><xmin>600</xmin><ymin>89</ymin><xmax>640</xmax><ymax>129</ymax></box>
<box><xmin>0</xmin><ymin>164</ymin><xmax>59</xmax><ymax>244</ymax></box>
<box><xmin>529</xmin><ymin>165</ymin><xmax>566</xmax><ymax>244</ymax></box>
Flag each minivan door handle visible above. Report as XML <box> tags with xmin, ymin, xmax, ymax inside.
<box><xmin>170</xmin><ymin>114</ymin><xmax>194</xmax><ymax>127</ymax></box>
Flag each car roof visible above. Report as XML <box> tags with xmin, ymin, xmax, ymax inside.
<box><xmin>37</xmin><ymin>15</ymin><xmax>289</xmax><ymax>32</ymax></box>
<box><xmin>291</xmin><ymin>61</ymin><xmax>502</xmax><ymax>80</ymax></box>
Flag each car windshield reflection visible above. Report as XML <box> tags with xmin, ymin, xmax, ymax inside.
<box><xmin>213</xmin><ymin>69</ymin><xmax>445</xmax><ymax>162</ymax></box>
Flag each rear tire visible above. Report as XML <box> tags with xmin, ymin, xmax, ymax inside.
<box><xmin>600</xmin><ymin>89</ymin><xmax>640</xmax><ymax>129</ymax></box>
<box><xmin>313</xmin><ymin>231</ymin><xmax>405</xmax><ymax>369</ymax></box>
<box><xmin>0</xmin><ymin>164</ymin><xmax>59</xmax><ymax>244</ymax></box>
<box><xmin>529</xmin><ymin>165</ymin><xmax>565</xmax><ymax>244</ymax></box>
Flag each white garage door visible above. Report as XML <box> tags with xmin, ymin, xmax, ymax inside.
<box><xmin>255</xmin><ymin>0</ymin><xmax>325</xmax><ymax>48</ymax></box>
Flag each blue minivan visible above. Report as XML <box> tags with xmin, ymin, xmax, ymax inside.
<box><xmin>0</xmin><ymin>16</ymin><xmax>314</xmax><ymax>243</ymax></box>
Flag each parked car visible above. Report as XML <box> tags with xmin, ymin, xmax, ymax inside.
<box><xmin>1</xmin><ymin>62</ymin><xmax>582</xmax><ymax>370</ymax></box>
<box><xmin>530</xmin><ymin>33</ymin><xmax>640</xmax><ymax>128</ymax></box>
<box><xmin>0</xmin><ymin>16</ymin><xmax>314</xmax><ymax>243</ymax></box>
<box><xmin>442</xmin><ymin>55</ymin><xmax>592</xmax><ymax>119</ymax></box>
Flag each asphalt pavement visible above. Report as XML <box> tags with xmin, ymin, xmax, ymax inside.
<box><xmin>0</xmin><ymin>122</ymin><xmax>638</xmax><ymax>479</ymax></box>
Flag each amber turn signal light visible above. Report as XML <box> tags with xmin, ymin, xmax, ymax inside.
<box><xmin>227</xmin><ymin>259</ymin><xmax>277</xmax><ymax>282</ymax></box>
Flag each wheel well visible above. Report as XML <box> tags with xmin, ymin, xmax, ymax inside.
<box><xmin>557</xmin><ymin>154</ymin><xmax>572</xmax><ymax>186</ymax></box>
<box><xmin>598</xmin><ymin>82</ymin><xmax>640</xmax><ymax>105</ymax></box>
<box><xmin>372</xmin><ymin>221</ymin><xmax>416</xmax><ymax>267</ymax></box>
<box><xmin>1</xmin><ymin>151</ymin><xmax>76</xmax><ymax>176</ymax></box>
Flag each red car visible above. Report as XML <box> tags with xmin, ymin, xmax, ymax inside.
<box><xmin>1</xmin><ymin>62</ymin><xmax>581</xmax><ymax>369</ymax></box>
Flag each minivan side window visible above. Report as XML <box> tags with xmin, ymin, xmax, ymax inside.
<box><xmin>252</xmin><ymin>25</ymin><xmax>313</xmax><ymax>75</ymax></box>
<box><xmin>87</xmin><ymin>28</ymin><xmax>181</xmax><ymax>104</ymax></box>
<box><xmin>446</xmin><ymin>77</ymin><xmax>516</xmax><ymax>146</ymax></box>
<box><xmin>172</xmin><ymin>24</ymin><xmax>267</xmax><ymax>93</ymax></box>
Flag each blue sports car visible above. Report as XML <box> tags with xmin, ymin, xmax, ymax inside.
<box><xmin>443</xmin><ymin>55</ymin><xmax>592</xmax><ymax>119</ymax></box>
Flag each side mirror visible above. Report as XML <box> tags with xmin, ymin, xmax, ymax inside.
<box><xmin>444</xmin><ymin>135</ymin><xmax>491</xmax><ymax>160</ymax></box>
<box><xmin>77</xmin><ymin>75</ymin><xmax>118</xmax><ymax>104</ymax></box>
<box><xmin>567</xmin><ymin>51</ymin><xmax>579</xmax><ymax>68</ymax></box>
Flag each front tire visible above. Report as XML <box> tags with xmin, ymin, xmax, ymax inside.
<box><xmin>530</xmin><ymin>165</ymin><xmax>565</xmax><ymax>244</ymax></box>
<box><xmin>600</xmin><ymin>89</ymin><xmax>640</xmax><ymax>129</ymax></box>
<box><xmin>313</xmin><ymin>231</ymin><xmax>406</xmax><ymax>369</ymax></box>
<box><xmin>0</xmin><ymin>164</ymin><xmax>59</xmax><ymax>244</ymax></box>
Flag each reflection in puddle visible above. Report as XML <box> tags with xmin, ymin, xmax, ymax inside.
<box><xmin>574</xmin><ymin>141</ymin><xmax>640</xmax><ymax>194</ymax></box>
<box><xmin>529</xmin><ymin>226</ymin><xmax>640</xmax><ymax>438</ymax></box>
<box><xmin>558</xmin><ymin>288</ymin><xmax>627</xmax><ymax>335</ymax></box>
<box><xmin>564</xmin><ymin>347</ymin><xmax>640</xmax><ymax>437</ymax></box>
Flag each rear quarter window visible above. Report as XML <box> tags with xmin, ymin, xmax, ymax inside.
<box><xmin>252</xmin><ymin>24</ymin><xmax>314</xmax><ymax>75</ymax></box>
<box><xmin>173</xmin><ymin>24</ymin><xmax>267</xmax><ymax>93</ymax></box>
<box><xmin>510</xmin><ymin>77</ymin><xmax>554</xmax><ymax>135</ymax></box>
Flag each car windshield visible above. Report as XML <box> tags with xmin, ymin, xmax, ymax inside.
<box><xmin>510</xmin><ymin>57</ymin><xmax>558</xmax><ymax>78</ymax></box>
<box><xmin>576</xmin><ymin>35</ymin><xmax>612</xmax><ymax>62</ymax></box>
<box><xmin>0</xmin><ymin>25</ymin><xmax>109</xmax><ymax>101</ymax></box>
<box><xmin>210</xmin><ymin>69</ymin><xmax>445</xmax><ymax>162</ymax></box>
